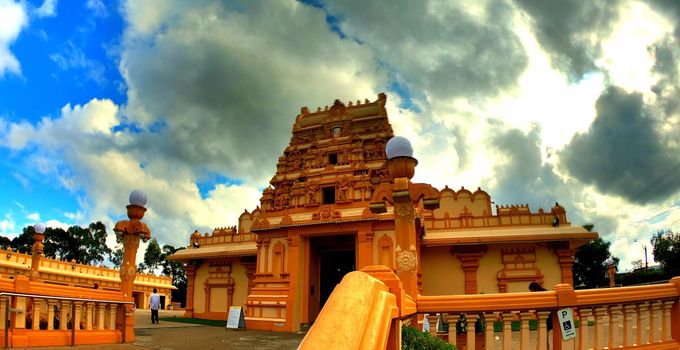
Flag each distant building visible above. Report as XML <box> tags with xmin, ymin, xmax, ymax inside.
<box><xmin>168</xmin><ymin>94</ymin><xmax>597</xmax><ymax>332</ymax></box>
<box><xmin>0</xmin><ymin>249</ymin><xmax>175</xmax><ymax>309</ymax></box>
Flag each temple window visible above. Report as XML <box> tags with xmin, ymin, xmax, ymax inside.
<box><xmin>332</xmin><ymin>127</ymin><xmax>341</xmax><ymax>138</ymax></box>
<box><xmin>322</xmin><ymin>187</ymin><xmax>336</xmax><ymax>205</ymax></box>
<box><xmin>328</xmin><ymin>153</ymin><xmax>338</xmax><ymax>165</ymax></box>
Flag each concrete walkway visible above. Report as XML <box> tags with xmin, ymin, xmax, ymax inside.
<box><xmin>34</xmin><ymin>309</ymin><xmax>306</xmax><ymax>350</ymax></box>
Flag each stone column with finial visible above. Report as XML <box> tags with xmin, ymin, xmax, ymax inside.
<box><xmin>29</xmin><ymin>223</ymin><xmax>46</xmax><ymax>280</ymax></box>
<box><xmin>113</xmin><ymin>190</ymin><xmax>151</xmax><ymax>343</ymax></box>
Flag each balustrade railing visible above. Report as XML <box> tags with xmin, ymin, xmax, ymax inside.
<box><xmin>298</xmin><ymin>268</ymin><xmax>680</xmax><ymax>350</ymax></box>
<box><xmin>416</xmin><ymin>279</ymin><xmax>680</xmax><ymax>350</ymax></box>
<box><xmin>0</xmin><ymin>275</ymin><xmax>134</xmax><ymax>348</ymax></box>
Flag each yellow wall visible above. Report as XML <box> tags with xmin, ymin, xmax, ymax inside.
<box><xmin>210</xmin><ymin>288</ymin><xmax>228</xmax><ymax>311</ymax></box>
<box><xmin>232</xmin><ymin>260</ymin><xmax>249</xmax><ymax>307</ymax></box>
<box><xmin>420</xmin><ymin>246</ymin><xmax>464</xmax><ymax>295</ymax></box>
<box><xmin>536</xmin><ymin>246</ymin><xmax>562</xmax><ymax>289</ymax></box>
<box><xmin>193</xmin><ymin>262</ymin><xmax>209</xmax><ymax>313</ymax></box>
<box><xmin>477</xmin><ymin>247</ymin><xmax>503</xmax><ymax>294</ymax></box>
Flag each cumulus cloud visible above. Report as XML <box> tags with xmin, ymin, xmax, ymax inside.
<box><xmin>561</xmin><ymin>86</ymin><xmax>680</xmax><ymax>204</ymax></box>
<box><xmin>121</xmin><ymin>0</ymin><xmax>383</xmax><ymax>184</ymax></box>
<box><xmin>0</xmin><ymin>0</ymin><xmax>28</xmax><ymax>77</ymax></box>
<box><xmin>512</xmin><ymin>0</ymin><xmax>621</xmax><ymax>79</ymax></box>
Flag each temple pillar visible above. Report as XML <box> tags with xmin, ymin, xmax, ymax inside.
<box><xmin>240</xmin><ymin>256</ymin><xmax>257</xmax><ymax>296</ymax></box>
<box><xmin>285</xmin><ymin>234</ymin><xmax>302</xmax><ymax>332</ymax></box>
<box><xmin>356</xmin><ymin>228</ymin><xmax>374</xmax><ymax>269</ymax></box>
<box><xmin>556</xmin><ymin>248</ymin><xmax>575</xmax><ymax>285</ymax></box>
<box><xmin>452</xmin><ymin>246</ymin><xmax>486</xmax><ymax>294</ymax></box>
<box><xmin>184</xmin><ymin>264</ymin><xmax>196</xmax><ymax>317</ymax></box>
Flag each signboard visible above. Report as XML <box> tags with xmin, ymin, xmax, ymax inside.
<box><xmin>226</xmin><ymin>306</ymin><xmax>245</xmax><ymax>330</ymax></box>
<box><xmin>557</xmin><ymin>308</ymin><xmax>576</xmax><ymax>341</ymax></box>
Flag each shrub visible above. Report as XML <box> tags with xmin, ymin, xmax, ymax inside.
<box><xmin>402</xmin><ymin>325</ymin><xmax>456</xmax><ymax>350</ymax></box>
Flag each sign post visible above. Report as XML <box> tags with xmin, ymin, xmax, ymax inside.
<box><xmin>226</xmin><ymin>306</ymin><xmax>245</xmax><ymax>330</ymax></box>
<box><xmin>557</xmin><ymin>308</ymin><xmax>576</xmax><ymax>341</ymax></box>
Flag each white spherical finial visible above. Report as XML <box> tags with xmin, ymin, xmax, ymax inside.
<box><xmin>386</xmin><ymin>136</ymin><xmax>414</xmax><ymax>160</ymax></box>
<box><xmin>34</xmin><ymin>223</ymin><xmax>46</xmax><ymax>234</ymax></box>
<box><xmin>604</xmin><ymin>257</ymin><xmax>614</xmax><ymax>266</ymax></box>
<box><xmin>129</xmin><ymin>190</ymin><xmax>147</xmax><ymax>207</ymax></box>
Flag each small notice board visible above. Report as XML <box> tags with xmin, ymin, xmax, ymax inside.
<box><xmin>557</xmin><ymin>308</ymin><xmax>576</xmax><ymax>341</ymax></box>
<box><xmin>226</xmin><ymin>306</ymin><xmax>245</xmax><ymax>330</ymax></box>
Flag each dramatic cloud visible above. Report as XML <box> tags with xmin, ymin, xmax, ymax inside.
<box><xmin>0</xmin><ymin>0</ymin><xmax>27</xmax><ymax>77</ymax></box>
<box><xmin>324</xmin><ymin>0</ymin><xmax>528</xmax><ymax>100</ymax></box>
<box><xmin>121</xmin><ymin>0</ymin><xmax>382</xmax><ymax>184</ymax></box>
<box><xmin>513</xmin><ymin>0</ymin><xmax>620</xmax><ymax>79</ymax></box>
<box><xmin>561</xmin><ymin>86</ymin><xmax>680</xmax><ymax>204</ymax></box>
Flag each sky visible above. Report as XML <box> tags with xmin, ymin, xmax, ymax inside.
<box><xmin>0</xmin><ymin>0</ymin><xmax>679</xmax><ymax>271</ymax></box>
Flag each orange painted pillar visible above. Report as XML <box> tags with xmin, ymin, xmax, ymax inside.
<box><xmin>184</xmin><ymin>264</ymin><xmax>196</xmax><ymax>317</ymax></box>
<box><xmin>555</xmin><ymin>249</ymin><xmax>575</xmax><ymax>285</ymax></box>
<box><xmin>113</xmin><ymin>191</ymin><xmax>151</xmax><ymax>343</ymax></box>
<box><xmin>552</xmin><ymin>283</ymin><xmax>577</xmax><ymax>350</ymax></box>
<box><xmin>29</xmin><ymin>227</ymin><xmax>44</xmax><ymax>281</ymax></box>
<box><xmin>669</xmin><ymin>277</ymin><xmax>680</xmax><ymax>342</ymax></box>
<box><xmin>453</xmin><ymin>248</ymin><xmax>486</xmax><ymax>294</ymax></box>
<box><xmin>392</xmin><ymin>176</ymin><xmax>419</xmax><ymax>299</ymax></box>
<box><xmin>356</xmin><ymin>228</ymin><xmax>374</xmax><ymax>269</ymax></box>
<box><xmin>285</xmin><ymin>234</ymin><xmax>302</xmax><ymax>332</ymax></box>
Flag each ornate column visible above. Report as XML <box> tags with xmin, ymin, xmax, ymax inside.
<box><xmin>183</xmin><ymin>264</ymin><xmax>197</xmax><ymax>318</ymax></box>
<box><xmin>555</xmin><ymin>248</ymin><xmax>575</xmax><ymax>285</ymax></box>
<box><xmin>452</xmin><ymin>246</ymin><xmax>486</xmax><ymax>294</ymax></box>
<box><xmin>240</xmin><ymin>256</ymin><xmax>257</xmax><ymax>296</ymax></box>
<box><xmin>356</xmin><ymin>227</ymin><xmax>374</xmax><ymax>269</ymax></box>
<box><xmin>371</xmin><ymin>137</ymin><xmax>439</xmax><ymax>299</ymax></box>
<box><xmin>113</xmin><ymin>190</ymin><xmax>151</xmax><ymax>343</ymax></box>
<box><xmin>29</xmin><ymin>223</ymin><xmax>46</xmax><ymax>280</ymax></box>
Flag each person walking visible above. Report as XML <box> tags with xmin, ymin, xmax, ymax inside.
<box><xmin>149</xmin><ymin>288</ymin><xmax>161</xmax><ymax>324</ymax></box>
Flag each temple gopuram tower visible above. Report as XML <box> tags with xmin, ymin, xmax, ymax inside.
<box><xmin>169</xmin><ymin>93</ymin><xmax>597</xmax><ymax>333</ymax></box>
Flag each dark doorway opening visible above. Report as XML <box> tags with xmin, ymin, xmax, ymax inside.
<box><xmin>319</xmin><ymin>249</ymin><xmax>355</xmax><ymax>308</ymax></box>
<box><xmin>307</xmin><ymin>234</ymin><xmax>355</xmax><ymax>323</ymax></box>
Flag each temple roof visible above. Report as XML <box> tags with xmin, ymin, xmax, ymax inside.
<box><xmin>168</xmin><ymin>241</ymin><xmax>258</xmax><ymax>261</ymax></box>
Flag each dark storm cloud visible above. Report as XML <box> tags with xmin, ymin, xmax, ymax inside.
<box><xmin>561</xmin><ymin>86</ymin><xmax>680</xmax><ymax>204</ymax></box>
<box><xmin>120</xmin><ymin>0</ymin><xmax>382</xmax><ymax>183</ymax></box>
<box><xmin>512</xmin><ymin>0</ymin><xmax>620</xmax><ymax>79</ymax></box>
<box><xmin>489</xmin><ymin>126</ymin><xmax>618</xmax><ymax>232</ymax></box>
<box><xmin>490</xmin><ymin>127</ymin><xmax>561</xmax><ymax>208</ymax></box>
<box><xmin>651</xmin><ymin>40</ymin><xmax>680</xmax><ymax>117</ymax></box>
<box><xmin>322</xmin><ymin>0</ymin><xmax>528</xmax><ymax>99</ymax></box>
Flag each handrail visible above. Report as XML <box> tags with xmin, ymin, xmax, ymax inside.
<box><xmin>0</xmin><ymin>292</ymin><xmax>136</xmax><ymax>349</ymax></box>
<box><xmin>298</xmin><ymin>271</ymin><xmax>398</xmax><ymax>349</ymax></box>
<box><xmin>417</xmin><ymin>280</ymin><xmax>680</xmax><ymax>314</ymax></box>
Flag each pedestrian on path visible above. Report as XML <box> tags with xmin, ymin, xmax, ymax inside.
<box><xmin>149</xmin><ymin>288</ymin><xmax>161</xmax><ymax>324</ymax></box>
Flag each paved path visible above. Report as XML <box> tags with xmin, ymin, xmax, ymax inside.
<box><xmin>35</xmin><ymin>309</ymin><xmax>306</xmax><ymax>350</ymax></box>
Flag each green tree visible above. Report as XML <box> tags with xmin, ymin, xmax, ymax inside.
<box><xmin>10</xmin><ymin>226</ymin><xmax>35</xmax><ymax>253</ymax></box>
<box><xmin>10</xmin><ymin>222</ymin><xmax>112</xmax><ymax>265</ymax></box>
<box><xmin>161</xmin><ymin>245</ymin><xmax>187</xmax><ymax>306</ymax></box>
<box><xmin>141</xmin><ymin>238</ymin><xmax>164</xmax><ymax>273</ymax></box>
<box><xmin>573</xmin><ymin>237</ymin><xmax>618</xmax><ymax>288</ymax></box>
<box><xmin>109</xmin><ymin>247</ymin><xmax>124</xmax><ymax>267</ymax></box>
<box><xmin>652</xmin><ymin>229</ymin><xmax>680</xmax><ymax>277</ymax></box>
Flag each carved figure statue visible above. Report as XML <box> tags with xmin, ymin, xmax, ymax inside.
<box><xmin>307</xmin><ymin>182</ymin><xmax>319</xmax><ymax>204</ymax></box>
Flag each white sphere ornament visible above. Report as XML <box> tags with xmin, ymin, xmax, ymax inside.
<box><xmin>386</xmin><ymin>136</ymin><xmax>414</xmax><ymax>160</ymax></box>
<box><xmin>129</xmin><ymin>190</ymin><xmax>147</xmax><ymax>207</ymax></box>
<box><xmin>34</xmin><ymin>223</ymin><xmax>46</xmax><ymax>234</ymax></box>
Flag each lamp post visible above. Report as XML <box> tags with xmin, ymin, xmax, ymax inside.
<box><xmin>371</xmin><ymin>136</ymin><xmax>439</xmax><ymax>298</ymax></box>
<box><xmin>605</xmin><ymin>257</ymin><xmax>616</xmax><ymax>287</ymax></box>
<box><xmin>113</xmin><ymin>190</ymin><xmax>150</xmax><ymax>342</ymax></box>
<box><xmin>29</xmin><ymin>223</ymin><xmax>46</xmax><ymax>280</ymax></box>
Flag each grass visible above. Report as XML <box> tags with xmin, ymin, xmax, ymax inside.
<box><xmin>158</xmin><ymin>317</ymin><xmax>227</xmax><ymax>327</ymax></box>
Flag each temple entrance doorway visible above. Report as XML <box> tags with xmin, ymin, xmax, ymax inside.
<box><xmin>307</xmin><ymin>234</ymin><xmax>356</xmax><ymax>323</ymax></box>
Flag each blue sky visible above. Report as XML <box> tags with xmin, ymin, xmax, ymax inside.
<box><xmin>1</xmin><ymin>0</ymin><xmax>680</xmax><ymax>270</ymax></box>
